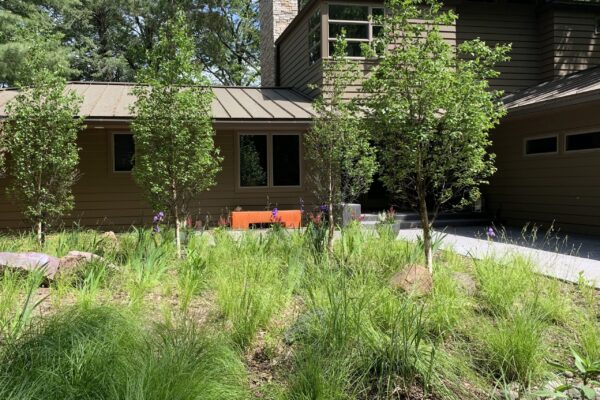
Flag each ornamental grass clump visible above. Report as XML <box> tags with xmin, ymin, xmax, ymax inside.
<box><xmin>478</xmin><ymin>308</ymin><xmax>548</xmax><ymax>388</ymax></box>
<box><xmin>211</xmin><ymin>233</ymin><xmax>300</xmax><ymax>349</ymax></box>
<box><xmin>0</xmin><ymin>305</ymin><xmax>248</xmax><ymax>400</ymax></box>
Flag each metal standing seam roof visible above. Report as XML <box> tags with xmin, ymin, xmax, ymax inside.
<box><xmin>0</xmin><ymin>82</ymin><xmax>315</xmax><ymax>121</ymax></box>
<box><xmin>503</xmin><ymin>66</ymin><xmax>600</xmax><ymax>112</ymax></box>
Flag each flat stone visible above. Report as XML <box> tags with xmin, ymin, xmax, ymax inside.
<box><xmin>0</xmin><ymin>252</ymin><xmax>60</xmax><ymax>278</ymax></box>
<box><xmin>0</xmin><ymin>251</ymin><xmax>111</xmax><ymax>281</ymax></box>
<box><xmin>390</xmin><ymin>264</ymin><xmax>433</xmax><ymax>296</ymax></box>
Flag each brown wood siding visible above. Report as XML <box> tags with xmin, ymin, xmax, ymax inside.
<box><xmin>0</xmin><ymin>124</ymin><xmax>316</xmax><ymax>230</ymax></box>
<box><xmin>278</xmin><ymin>2</ymin><xmax>323</xmax><ymax>97</ymax></box>
<box><xmin>486</xmin><ymin>102</ymin><xmax>600</xmax><ymax>235</ymax></box>
<box><xmin>456</xmin><ymin>3</ymin><xmax>540</xmax><ymax>94</ymax></box>
<box><xmin>545</xmin><ymin>10</ymin><xmax>600</xmax><ymax>79</ymax></box>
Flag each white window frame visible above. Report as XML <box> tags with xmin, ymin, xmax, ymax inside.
<box><xmin>326</xmin><ymin>2</ymin><xmax>384</xmax><ymax>59</ymax></box>
<box><xmin>111</xmin><ymin>131</ymin><xmax>135</xmax><ymax>173</ymax></box>
<box><xmin>523</xmin><ymin>134</ymin><xmax>559</xmax><ymax>157</ymax></box>
<box><xmin>236</xmin><ymin>132</ymin><xmax>303</xmax><ymax>190</ymax></box>
<box><xmin>564</xmin><ymin>129</ymin><xmax>600</xmax><ymax>154</ymax></box>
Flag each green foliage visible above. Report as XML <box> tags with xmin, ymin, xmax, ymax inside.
<box><xmin>538</xmin><ymin>350</ymin><xmax>600</xmax><ymax>399</ymax></box>
<box><xmin>0</xmin><ymin>305</ymin><xmax>249</xmax><ymax>400</ymax></box>
<box><xmin>0</xmin><ymin>227</ymin><xmax>599</xmax><ymax>397</ymax></box>
<box><xmin>1</xmin><ymin>31</ymin><xmax>83</xmax><ymax>242</ymax></box>
<box><xmin>362</xmin><ymin>0</ymin><xmax>510</xmax><ymax>270</ymax></box>
<box><xmin>479</xmin><ymin>308</ymin><xmax>548</xmax><ymax>387</ymax></box>
<box><xmin>0</xmin><ymin>0</ymin><xmax>260</xmax><ymax>86</ymax></box>
<box><xmin>305</xmin><ymin>36</ymin><xmax>377</xmax><ymax>250</ymax></box>
<box><xmin>0</xmin><ymin>2</ymin><xmax>74</xmax><ymax>86</ymax></box>
<box><xmin>131</xmin><ymin>12</ymin><xmax>222</xmax><ymax>257</ymax></box>
<box><xmin>210</xmin><ymin>233</ymin><xmax>300</xmax><ymax>349</ymax></box>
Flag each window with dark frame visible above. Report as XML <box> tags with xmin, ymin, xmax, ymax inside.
<box><xmin>327</xmin><ymin>4</ymin><xmax>385</xmax><ymax>57</ymax></box>
<box><xmin>240</xmin><ymin>134</ymin><xmax>268</xmax><ymax>187</ymax></box>
<box><xmin>566</xmin><ymin>131</ymin><xmax>600</xmax><ymax>151</ymax></box>
<box><xmin>525</xmin><ymin>136</ymin><xmax>557</xmax><ymax>155</ymax></box>
<box><xmin>113</xmin><ymin>133</ymin><xmax>135</xmax><ymax>171</ymax></box>
<box><xmin>238</xmin><ymin>133</ymin><xmax>301</xmax><ymax>188</ymax></box>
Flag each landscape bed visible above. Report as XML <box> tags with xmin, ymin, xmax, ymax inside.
<box><xmin>0</xmin><ymin>225</ymin><xmax>598</xmax><ymax>400</ymax></box>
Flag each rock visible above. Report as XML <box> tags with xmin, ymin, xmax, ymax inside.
<box><xmin>452</xmin><ymin>272</ymin><xmax>478</xmax><ymax>296</ymax></box>
<box><xmin>565</xmin><ymin>388</ymin><xmax>581</xmax><ymax>399</ymax></box>
<box><xmin>564</xmin><ymin>371</ymin><xmax>574</xmax><ymax>379</ymax></box>
<box><xmin>0</xmin><ymin>251</ymin><xmax>112</xmax><ymax>281</ymax></box>
<box><xmin>56</xmin><ymin>251</ymin><xmax>107</xmax><ymax>277</ymax></box>
<box><xmin>0</xmin><ymin>252</ymin><xmax>60</xmax><ymax>278</ymax></box>
<box><xmin>390</xmin><ymin>264</ymin><xmax>433</xmax><ymax>296</ymax></box>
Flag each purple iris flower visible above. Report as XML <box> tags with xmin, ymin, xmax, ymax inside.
<box><xmin>152</xmin><ymin>211</ymin><xmax>165</xmax><ymax>233</ymax></box>
<box><xmin>319</xmin><ymin>204</ymin><xmax>328</xmax><ymax>213</ymax></box>
<box><xmin>272</xmin><ymin>208</ymin><xmax>279</xmax><ymax>219</ymax></box>
<box><xmin>487</xmin><ymin>227</ymin><xmax>496</xmax><ymax>238</ymax></box>
<box><xmin>299</xmin><ymin>198</ymin><xmax>305</xmax><ymax>214</ymax></box>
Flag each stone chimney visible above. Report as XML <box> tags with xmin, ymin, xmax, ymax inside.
<box><xmin>260</xmin><ymin>0</ymin><xmax>298</xmax><ymax>86</ymax></box>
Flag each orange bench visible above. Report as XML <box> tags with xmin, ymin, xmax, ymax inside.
<box><xmin>230</xmin><ymin>210</ymin><xmax>302</xmax><ymax>230</ymax></box>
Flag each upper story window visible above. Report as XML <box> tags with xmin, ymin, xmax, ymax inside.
<box><xmin>308</xmin><ymin>10</ymin><xmax>321</xmax><ymax>65</ymax></box>
<box><xmin>328</xmin><ymin>4</ymin><xmax>384</xmax><ymax>57</ymax></box>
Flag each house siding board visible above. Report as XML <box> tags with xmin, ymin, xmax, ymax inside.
<box><xmin>456</xmin><ymin>3</ymin><xmax>539</xmax><ymax>94</ymax></box>
<box><xmin>278</xmin><ymin>2</ymin><xmax>323</xmax><ymax>97</ymax></box>
<box><xmin>540</xmin><ymin>10</ymin><xmax>600</xmax><ymax>80</ymax></box>
<box><xmin>0</xmin><ymin>125</ymin><xmax>316</xmax><ymax>230</ymax></box>
<box><xmin>485</xmin><ymin>101</ymin><xmax>600</xmax><ymax>235</ymax></box>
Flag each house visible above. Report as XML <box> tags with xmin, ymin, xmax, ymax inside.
<box><xmin>0</xmin><ymin>85</ymin><xmax>317</xmax><ymax>229</ymax></box>
<box><xmin>1</xmin><ymin>0</ymin><xmax>600</xmax><ymax>233</ymax></box>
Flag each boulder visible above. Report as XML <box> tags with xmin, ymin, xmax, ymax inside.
<box><xmin>0</xmin><ymin>251</ymin><xmax>112</xmax><ymax>280</ymax></box>
<box><xmin>0</xmin><ymin>252</ymin><xmax>60</xmax><ymax>278</ymax></box>
<box><xmin>390</xmin><ymin>264</ymin><xmax>433</xmax><ymax>296</ymax></box>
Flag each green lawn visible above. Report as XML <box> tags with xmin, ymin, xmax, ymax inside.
<box><xmin>0</xmin><ymin>224</ymin><xmax>598</xmax><ymax>399</ymax></box>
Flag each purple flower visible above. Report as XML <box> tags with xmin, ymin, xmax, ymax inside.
<box><xmin>487</xmin><ymin>227</ymin><xmax>496</xmax><ymax>238</ymax></box>
<box><xmin>272</xmin><ymin>208</ymin><xmax>279</xmax><ymax>219</ymax></box>
<box><xmin>299</xmin><ymin>198</ymin><xmax>305</xmax><ymax>214</ymax></box>
<box><xmin>152</xmin><ymin>211</ymin><xmax>165</xmax><ymax>233</ymax></box>
<box><xmin>319</xmin><ymin>204</ymin><xmax>328</xmax><ymax>213</ymax></box>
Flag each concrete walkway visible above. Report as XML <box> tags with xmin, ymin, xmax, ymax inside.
<box><xmin>397</xmin><ymin>227</ymin><xmax>600</xmax><ymax>288</ymax></box>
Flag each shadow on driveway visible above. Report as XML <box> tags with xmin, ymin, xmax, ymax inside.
<box><xmin>440</xmin><ymin>225</ymin><xmax>600</xmax><ymax>261</ymax></box>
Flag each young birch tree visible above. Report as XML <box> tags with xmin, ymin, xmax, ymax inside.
<box><xmin>363</xmin><ymin>0</ymin><xmax>510</xmax><ymax>272</ymax></box>
<box><xmin>131</xmin><ymin>12</ymin><xmax>222</xmax><ymax>258</ymax></box>
<box><xmin>1</xmin><ymin>31</ymin><xmax>83</xmax><ymax>245</ymax></box>
<box><xmin>305</xmin><ymin>36</ymin><xmax>378</xmax><ymax>252</ymax></box>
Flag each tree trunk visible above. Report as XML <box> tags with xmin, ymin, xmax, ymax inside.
<box><xmin>327</xmin><ymin>200</ymin><xmax>335</xmax><ymax>254</ymax></box>
<box><xmin>418</xmin><ymin>194</ymin><xmax>433</xmax><ymax>273</ymax></box>
<box><xmin>36</xmin><ymin>220</ymin><xmax>45</xmax><ymax>247</ymax></box>
<box><xmin>174</xmin><ymin>206</ymin><xmax>182</xmax><ymax>259</ymax></box>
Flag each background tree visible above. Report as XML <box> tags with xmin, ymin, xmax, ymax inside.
<box><xmin>131</xmin><ymin>12</ymin><xmax>222</xmax><ymax>258</ymax></box>
<box><xmin>1</xmin><ymin>30</ymin><xmax>83</xmax><ymax>244</ymax></box>
<box><xmin>0</xmin><ymin>1</ymin><xmax>74</xmax><ymax>86</ymax></box>
<box><xmin>305</xmin><ymin>36</ymin><xmax>378</xmax><ymax>252</ymax></box>
<box><xmin>0</xmin><ymin>0</ymin><xmax>261</xmax><ymax>86</ymax></box>
<box><xmin>363</xmin><ymin>0</ymin><xmax>510</xmax><ymax>272</ymax></box>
